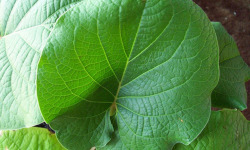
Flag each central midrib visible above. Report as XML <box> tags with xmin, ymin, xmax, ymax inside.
<box><xmin>110</xmin><ymin>81</ymin><xmax>122</xmax><ymax>116</ymax></box>
<box><xmin>109</xmin><ymin>3</ymin><xmax>146</xmax><ymax>116</ymax></box>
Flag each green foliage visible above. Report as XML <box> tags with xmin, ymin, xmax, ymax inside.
<box><xmin>173</xmin><ymin>109</ymin><xmax>250</xmax><ymax>150</ymax></box>
<box><xmin>0</xmin><ymin>0</ymin><xmax>83</xmax><ymax>129</ymax></box>
<box><xmin>0</xmin><ymin>0</ymin><xmax>249</xmax><ymax>150</ymax></box>
<box><xmin>211</xmin><ymin>22</ymin><xmax>250</xmax><ymax>110</ymax></box>
<box><xmin>37</xmin><ymin>0</ymin><xmax>220</xmax><ymax>149</ymax></box>
<box><xmin>0</xmin><ymin>127</ymin><xmax>66</xmax><ymax>150</ymax></box>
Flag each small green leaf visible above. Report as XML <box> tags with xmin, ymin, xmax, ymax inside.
<box><xmin>174</xmin><ymin>109</ymin><xmax>250</xmax><ymax>150</ymax></box>
<box><xmin>0</xmin><ymin>127</ymin><xmax>66</xmax><ymax>150</ymax></box>
<box><xmin>211</xmin><ymin>22</ymin><xmax>250</xmax><ymax>110</ymax></box>
<box><xmin>97</xmin><ymin>117</ymin><xmax>127</xmax><ymax>150</ymax></box>
<box><xmin>0</xmin><ymin>0</ymin><xmax>82</xmax><ymax>129</ymax></box>
<box><xmin>37</xmin><ymin>0</ymin><xmax>219</xmax><ymax>149</ymax></box>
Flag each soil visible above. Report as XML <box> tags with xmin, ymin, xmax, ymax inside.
<box><xmin>194</xmin><ymin>0</ymin><xmax>250</xmax><ymax>120</ymax></box>
<box><xmin>34</xmin><ymin>122</ymin><xmax>54</xmax><ymax>133</ymax></box>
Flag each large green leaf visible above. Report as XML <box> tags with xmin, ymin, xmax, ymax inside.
<box><xmin>0</xmin><ymin>0</ymin><xmax>83</xmax><ymax>129</ymax></box>
<box><xmin>0</xmin><ymin>127</ymin><xmax>66</xmax><ymax>150</ymax></box>
<box><xmin>37</xmin><ymin>0</ymin><xmax>219</xmax><ymax>149</ymax></box>
<box><xmin>174</xmin><ymin>109</ymin><xmax>250</xmax><ymax>150</ymax></box>
<box><xmin>211</xmin><ymin>22</ymin><xmax>250</xmax><ymax>110</ymax></box>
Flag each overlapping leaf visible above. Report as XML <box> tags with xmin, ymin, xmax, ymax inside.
<box><xmin>37</xmin><ymin>0</ymin><xmax>219</xmax><ymax>149</ymax></box>
<box><xmin>0</xmin><ymin>127</ymin><xmax>66</xmax><ymax>150</ymax></box>
<box><xmin>211</xmin><ymin>22</ymin><xmax>250</xmax><ymax>110</ymax></box>
<box><xmin>0</xmin><ymin>0</ymin><xmax>83</xmax><ymax>129</ymax></box>
<box><xmin>174</xmin><ymin>109</ymin><xmax>250</xmax><ymax>150</ymax></box>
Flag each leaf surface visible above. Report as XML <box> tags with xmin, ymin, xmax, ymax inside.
<box><xmin>0</xmin><ymin>0</ymin><xmax>82</xmax><ymax>129</ymax></box>
<box><xmin>211</xmin><ymin>22</ymin><xmax>250</xmax><ymax>110</ymax></box>
<box><xmin>37</xmin><ymin>0</ymin><xmax>219</xmax><ymax>149</ymax></box>
<box><xmin>174</xmin><ymin>109</ymin><xmax>250</xmax><ymax>150</ymax></box>
<box><xmin>0</xmin><ymin>127</ymin><xmax>66</xmax><ymax>150</ymax></box>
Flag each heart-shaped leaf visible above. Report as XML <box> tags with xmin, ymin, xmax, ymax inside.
<box><xmin>0</xmin><ymin>127</ymin><xmax>66</xmax><ymax>150</ymax></box>
<box><xmin>173</xmin><ymin>109</ymin><xmax>250</xmax><ymax>149</ymax></box>
<box><xmin>37</xmin><ymin>0</ymin><xmax>219</xmax><ymax>149</ymax></box>
<box><xmin>211</xmin><ymin>22</ymin><xmax>250</xmax><ymax>110</ymax></box>
<box><xmin>0</xmin><ymin>0</ymin><xmax>82</xmax><ymax>129</ymax></box>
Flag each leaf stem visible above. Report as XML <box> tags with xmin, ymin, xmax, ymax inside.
<box><xmin>110</xmin><ymin>81</ymin><xmax>122</xmax><ymax>116</ymax></box>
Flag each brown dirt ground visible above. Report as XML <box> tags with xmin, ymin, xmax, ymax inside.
<box><xmin>194</xmin><ymin>0</ymin><xmax>250</xmax><ymax>120</ymax></box>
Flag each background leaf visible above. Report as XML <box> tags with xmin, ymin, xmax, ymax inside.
<box><xmin>211</xmin><ymin>22</ymin><xmax>250</xmax><ymax>110</ymax></box>
<box><xmin>0</xmin><ymin>0</ymin><xmax>82</xmax><ymax>129</ymax></box>
<box><xmin>173</xmin><ymin>109</ymin><xmax>250</xmax><ymax>150</ymax></box>
<box><xmin>37</xmin><ymin>0</ymin><xmax>219</xmax><ymax>149</ymax></box>
<box><xmin>0</xmin><ymin>127</ymin><xmax>66</xmax><ymax>150</ymax></box>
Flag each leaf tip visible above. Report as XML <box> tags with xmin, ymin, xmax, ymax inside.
<box><xmin>246</xmin><ymin>67</ymin><xmax>250</xmax><ymax>81</ymax></box>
